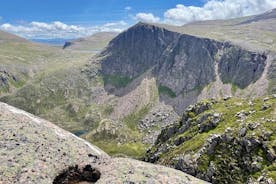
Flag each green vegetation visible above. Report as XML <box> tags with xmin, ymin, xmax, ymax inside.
<box><xmin>93</xmin><ymin>141</ymin><xmax>147</xmax><ymax>159</ymax></box>
<box><xmin>124</xmin><ymin>105</ymin><xmax>150</xmax><ymax>131</ymax></box>
<box><xmin>102</xmin><ymin>105</ymin><xmax>114</xmax><ymax>116</ymax></box>
<box><xmin>103</xmin><ymin>74</ymin><xmax>133</xmax><ymax>88</ymax></box>
<box><xmin>158</xmin><ymin>85</ymin><xmax>177</xmax><ymax>98</ymax></box>
<box><xmin>147</xmin><ymin>96</ymin><xmax>276</xmax><ymax>183</ymax></box>
<box><xmin>231</xmin><ymin>83</ymin><xmax>238</xmax><ymax>94</ymax></box>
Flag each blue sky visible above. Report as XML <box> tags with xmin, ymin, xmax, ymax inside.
<box><xmin>0</xmin><ymin>0</ymin><xmax>203</xmax><ymax>25</ymax></box>
<box><xmin>0</xmin><ymin>0</ymin><xmax>275</xmax><ymax>39</ymax></box>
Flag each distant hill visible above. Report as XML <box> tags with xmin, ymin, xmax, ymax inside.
<box><xmin>63</xmin><ymin>32</ymin><xmax>118</xmax><ymax>52</ymax></box>
<box><xmin>31</xmin><ymin>38</ymin><xmax>69</xmax><ymax>46</ymax></box>
<box><xmin>0</xmin><ymin>29</ymin><xmax>27</xmax><ymax>42</ymax></box>
<box><xmin>240</xmin><ymin>8</ymin><xmax>276</xmax><ymax>24</ymax></box>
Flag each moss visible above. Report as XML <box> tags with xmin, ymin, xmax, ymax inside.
<box><xmin>158</xmin><ymin>85</ymin><xmax>177</xmax><ymax>98</ymax></box>
<box><xmin>103</xmin><ymin>74</ymin><xmax>132</xmax><ymax>88</ymax></box>
<box><xmin>188</xmin><ymin>111</ymin><xmax>196</xmax><ymax>118</ymax></box>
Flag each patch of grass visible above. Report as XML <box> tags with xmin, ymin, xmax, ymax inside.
<box><xmin>102</xmin><ymin>105</ymin><xmax>114</xmax><ymax>116</ymax></box>
<box><xmin>231</xmin><ymin>84</ymin><xmax>238</xmax><ymax>94</ymax></box>
<box><xmin>124</xmin><ymin>105</ymin><xmax>150</xmax><ymax>131</ymax></box>
<box><xmin>103</xmin><ymin>74</ymin><xmax>132</xmax><ymax>88</ymax></box>
<box><xmin>93</xmin><ymin>141</ymin><xmax>147</xmax><ymax>159</ymax></box>
<box><xmin>158</xmin><ymin>85</ymin><xmax>177</xmax><ymax>98</ymax></box>
<box><xmin>268</xmin><ymin>79</ymin><xmax>276</xmax><ymax>94</ymax></box>
<box><xmin>10</xmin><ymin>79</ymin><xmax>26</xmax><ymax>88</ymax></box>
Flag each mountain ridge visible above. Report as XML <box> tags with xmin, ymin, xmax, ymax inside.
<box><xmin>99</xmin><ymin>21</ymin><xmax>271</xmax><ymax>113</ymax></box>
<box><xmin>0</xmin><ymin>8</ymin><xmax>275</xmax><ymax>171</ymax></box>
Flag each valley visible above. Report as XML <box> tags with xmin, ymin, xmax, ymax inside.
<box><xmin>0</xmin><ymin>8</ymin><xmax>275</xmax><ymax>184</ymax></box>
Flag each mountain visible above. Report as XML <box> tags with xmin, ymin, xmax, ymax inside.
<box><xmin>0</xmin><ymin>102</ymin><xmax>208</xmax><ymax>184</ymax></box>
<box><xmin>63</xmin><ymin>32</ymin><xmax>118</xmax><ymax>52</ymax></box>
<box><xmin>100</xmin><ymin>22</ymin><xmax>273</xmax><ymax>113</ymax></box>
<box><xmin>145</xmin><ymin>95</ymin><xmax>276</xmax><ymax>183</ymax></box>
<box><xmin>156</xmin><ymin>8</ymin><xmax>276</xmax><ymax>52</ymax></box>
<box><xmin>0</xmin><ymin>9</ymin><xmax>276</xmax><ymax>161</ymax></box>
<box><xmin>240</xmin><ymin>8</ymin><xmax>276</xmax><ymax>24</ymax></box>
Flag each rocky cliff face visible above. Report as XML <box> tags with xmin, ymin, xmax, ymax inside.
<box><xmin>0</xmin><ymin>102</ymin><xmax>209</xmax><ymax>184</ymax></box>
<box><xmin>100</xmin><ymin>23</ymin><xmax>268</xmax><ymax>111</ymax></box>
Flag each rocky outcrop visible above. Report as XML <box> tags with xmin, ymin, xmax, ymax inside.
<box><xmin>145</xmin><ymin>96</ymin><xmax>276</xmax><ymax>184</ymax></box>
<box><xmin>0</xmin><ymin>102</ymin><xmax>208</xmax><ymax>184</ymax></box>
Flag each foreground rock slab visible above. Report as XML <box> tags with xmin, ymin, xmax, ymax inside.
<box><xmin>0</xmin><ymin>102</ymin><xmax>208</xmax><ymax>184</ymax></box>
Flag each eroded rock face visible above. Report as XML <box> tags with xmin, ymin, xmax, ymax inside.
<box><xmin>218</xmin><ymin>45</ymin><xmax>267</xmax><ymax>88</ymax></box>
<box><xmin>100</xmin><ymin>23</ymin><xmax>267</xmax><ymax>95</ymax></box>
<box><xmin>100</xmin><ymin>22</ymin><xmax>181</xmax><ymax>79</ymax></box>
<box><xmin>0</xmin><ymin>102</ymin><xmax>209</xmax><ymax>184</ymax></box>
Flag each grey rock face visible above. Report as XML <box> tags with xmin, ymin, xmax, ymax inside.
<box><xmin>101</xmin><ymin>22</ymin><xmax>181</xmax><ymax>78</ymax></box>
<box><xmin>156</xmin><ymin>35</ymin><xmax>220</xmax><ymax>94</ymax></box>
<box><xmin>218</xmin><ymin>45</ymin><xmax>267</xmax><ymax>88</ymax></box>
<box><xmin>100</xmin><ymin>22</ymin><xmax>267</xmax><ymax>96</ymax></box>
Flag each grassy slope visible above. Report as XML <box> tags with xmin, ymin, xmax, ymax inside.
<box><xmin>0</xmin><ymin>31</ymin><xmax>104</xmax><ymax>135</ymax></box>
<box><xmin>0</xmin><ymin>30</ymin><xmax>162</xmax><ymax>158</ymax></box>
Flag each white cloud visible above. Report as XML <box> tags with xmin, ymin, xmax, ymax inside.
<box><xmin>103</xmin><ymin>20</ymin><xmax>127</xmax><ymax>27</ymax></box>
<box><xmin>0</xmin><ymin>21</ymin><xmax>128</xmax><ymax>39</ymax></box>
<box><xmin>125</xmin><ymin>6</ymin><xmax>132</xmax><ymax>11</ymax></box>
<box><xmin>164</xmin><ymin>0</ymin><xmax>276</xmax><ymax>25</ymax></box>
<box><xmin>135</xmin><ymin>13</ymin><xmax>160</xmax><ymax>23</ymax></box>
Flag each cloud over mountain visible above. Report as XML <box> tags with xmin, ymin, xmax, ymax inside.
<box><xmin>164</xmin><ymin>0</ymin><xmax>276</xmax><ymax>25</ymax></box>
<box><xmin>134</xmin><ymin>0</ymin><xmax>276</xmax><ymax>25</ymax></box>
<box><xmin>135</xmin><ymin>13</ymin><xmax>160</xmax><ymax>23</ymax></box>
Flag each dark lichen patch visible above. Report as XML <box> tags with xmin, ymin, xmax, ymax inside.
<box><xmin>53</xmin><ymin>165</ymin><xmax>101</xmax><ymax>184</ymax></box>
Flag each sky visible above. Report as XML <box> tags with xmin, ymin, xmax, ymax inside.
<box><xmin>0</xmin><ymin>0</ymin><xmax>276</xmax><ymax>39</ymax></box>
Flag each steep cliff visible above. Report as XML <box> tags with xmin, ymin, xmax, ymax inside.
<box><xmin>100</xmin><ymin>23</ymin><xmax>268</xmax><ymax>112</ymax></box>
